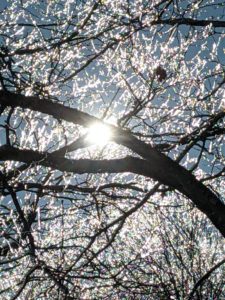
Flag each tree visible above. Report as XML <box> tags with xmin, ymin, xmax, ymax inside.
<box><xmin>0</xmin><ymin>0</ymin><xmax>224</xmax><ymax>299</ymax></box>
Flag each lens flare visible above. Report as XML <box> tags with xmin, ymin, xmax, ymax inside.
<box><xmin>86</xmin><ymin>123</ymin><xmax>112</xmax><ymax>146</ymax></box>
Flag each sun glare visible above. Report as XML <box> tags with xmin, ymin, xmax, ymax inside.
<box><xmin>86</xmin><ymin>123</ymin><xmax>112</xmax><ymax>146</ymax></box>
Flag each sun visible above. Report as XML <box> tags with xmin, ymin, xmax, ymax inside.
<box><xmin>85</xmin><ymin>122</ymin><xmax>112</xmax><ymax>146</ymax></box>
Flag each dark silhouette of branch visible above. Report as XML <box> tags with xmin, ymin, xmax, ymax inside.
<box><xmin>1</xmin><ymin>140</ymin><xmax>225</xmax><ymax>238</ymax></box>
<box><xmin>152</xmin><ymin>18</ymin><xmax>225</xmax><ymax>28</ymax></box>
<box><xmin>188</xmin><ymin>258</ymin><xmax>225</xmax><ymax>300</ymax></box>
<box><xmin>1</xmin><ymin>91</ymin><xmax>225</xmax><ymax>238</ymax></box>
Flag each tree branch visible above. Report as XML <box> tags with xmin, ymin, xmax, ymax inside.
<box><xmin>153</xmin><ymin>18</ymin><xmax>225</xmax><ymax>28</ymax></box>
<box><xmin>1</xmin><ymin>141</ymin><xmax>225</xmax><ymax>238</ymax></box>
<box><xmin>188</xmin><ymin>257</ymin><xmax>225</xmax><ymax>299</ymax></box>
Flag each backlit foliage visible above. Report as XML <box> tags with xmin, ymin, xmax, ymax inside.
<box><xmin>0</xmin><ymin>0</ymin><xmax>224</xmax><ymax>299</ymax></box>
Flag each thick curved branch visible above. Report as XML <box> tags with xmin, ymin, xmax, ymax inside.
<box><xmin>0</xmin><ymin>145</ymin><xmax>166</xmax><ymax>182</ymax></box>
<box><xmin>0</xmin><ymin>141</ymin><xmax>225</xmax><ymax>238</ymax></box>
<box><xmin>0</xmin><ymin>91</ymin><xmax>225</xmax><ymax>237</ymax></box>
<box><xmin>0</xmin><ymin>91</ymin><xmax>98</xmax><ymax>126</ymax></box>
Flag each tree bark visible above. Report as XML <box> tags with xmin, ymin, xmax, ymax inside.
<box><xmin>0</xmin><ymin>91</ymin><xmax>225</xmax><ymax>237</ymax></box>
